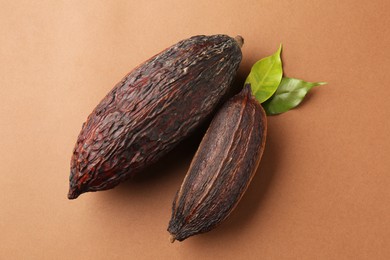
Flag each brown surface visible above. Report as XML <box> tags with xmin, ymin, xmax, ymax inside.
<box><xmin>1</xmin><ymin>0</ymin><xmax>389</xmax><ymax>259</ymax></box>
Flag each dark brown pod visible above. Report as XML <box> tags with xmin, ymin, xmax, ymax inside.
<box><xmin>68</xmin><ymin>35</ymin><xmax>243</xmax><ymax>199</ymax></box>
<box><xmin>168</xmin><ymin>84</ymin><xmax>267</xmax><ymax>242</ymax></box>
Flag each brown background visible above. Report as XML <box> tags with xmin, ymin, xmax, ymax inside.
<box><xmin>1</xmin><ymin>0</ymin><xmax>390</xmax><ymax>259</ymax></box>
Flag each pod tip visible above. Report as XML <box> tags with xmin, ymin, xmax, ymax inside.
<box><xmin>67</xmin><ymin>188</ymin><xmax>80</xmax><ymax>200</ymax></box>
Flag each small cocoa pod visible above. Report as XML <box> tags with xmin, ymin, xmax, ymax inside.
<box><xmin>68</xmin><ymin>35</ymin><xmax>243</xmax><ymax>199</ymax></box>
<box><xmin>168</xmin><ymin>84</ymin><xmax>267</xmax><ymax>242</ymax></box>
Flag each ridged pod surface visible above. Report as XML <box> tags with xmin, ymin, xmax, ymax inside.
<box><xmin>168</xmin><ymin>84</ymin><xmax>267</xmax><ymax>242</ymax></box>
<box><xmin>69</xmin><ymin>35</ymin><xmax>243</xmax><ymax>199</ymax></box>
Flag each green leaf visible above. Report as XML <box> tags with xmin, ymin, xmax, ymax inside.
<box><xmin>263</xmin><ymin>77</ymin><xmax>327</xmax><ymax>115</ymax></box>
<box><xmin>245</xmin><ymin>45</ymin><xmax>283</xmax><ymax>103</ymax></box>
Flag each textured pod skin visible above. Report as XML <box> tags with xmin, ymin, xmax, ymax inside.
<box><xmin>68</xmin><ymin>35</ymin><xmax>242</xmax><ymax>199</ymax></box>
<box><xmin>168</xmin><ymin>84</ymin><xmax>267</xmax><ymax>242</ymax></box>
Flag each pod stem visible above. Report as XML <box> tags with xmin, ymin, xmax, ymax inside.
<box><xmin>234</xmin><ymin>35</ymin><xmax>244</xmax><ymax>48</ymax></box>
<box><xmin>169</xmin><ymin>234</ymin><xmax>176</xmax><ymax>243</ymax></box>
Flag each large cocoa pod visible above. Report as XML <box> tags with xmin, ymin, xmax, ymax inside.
<box><xmin>168</xmin><ymin>84</ymin><xmax>267</xmax><ymax>242</ymax></box>
<box><xmin>68</xmin><ymin>35</ymin><xmax>243</xmax><ymax>199</ymax></box>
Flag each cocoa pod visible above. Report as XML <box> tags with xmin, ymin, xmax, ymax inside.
<box><xmin>68</xmin><ymin>35</ymin><xmax>243</xmax><ymax>199</ymax></box>
<box><xmin>168</xmin><ymin>84</ymin><xmax>267</xmax><ymax>242</ymax></box>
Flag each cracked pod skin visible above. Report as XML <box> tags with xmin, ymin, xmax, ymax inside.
<box><xmin>168</xmin><ymin>85</ymin><xmax>267</xmax><ymax>242</ymax></box>
<box><xmin>68</xmin><ymin>35</ymin><xmax>243</xmax><ymax>199</ymax></box>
